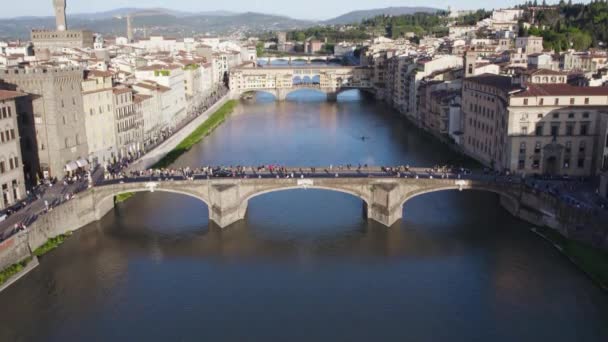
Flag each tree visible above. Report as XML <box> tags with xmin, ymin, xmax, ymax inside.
<box><xmin>294</xmin><ymin>32</ymin><xmax>306</xmax><ymax>42</ymax></box>
<box><xmin>255</xmin><ymin>42</ymin><xmax>264</xmax><ymax>57</ymax></box>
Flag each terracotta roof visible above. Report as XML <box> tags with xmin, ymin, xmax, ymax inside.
<box><xmin>513</xmin><ymin>84</ymin><xmax>608</xmax><ymax>97</ymax></box>
<box><xmin>133</xmin><ymin>94</ymin><xmax>152</xmax><ymax>103</ymax></box>
<box><xmin>137</xmin><ymin>64</ymin><xmax>167</xmax><ymax>71</ymax></box>
<box><xmin>112</xmin><ymin>87</ymin><xmax>131</xmax><ymax>95</ymax></box>
<box><xmin>85</xmin><ymin>69</ymin><xmax>114</xmax><ymax>78</ymax></box>
<box><xmin>523</xmin><ymin>68</ymin><xmax>566</xmax><ymax>76</ymax></box>
<box><xmin>134</xmin><ymin>82</ymin><xmax>170</xmax><ymax>92</ymax></box>
<box><xmin>465</xmin><ymin>73</ymin><xmax>520</xmax><ymax>92</ymax></box>
<box><xmin>82</xmin><ymin>87</ymin><xmax>113</xmax><ymax>95</ymax></box>
<box><xmin>0</xmin><ymin>90</ymin><xmax>27</xmax><ymax>101</ymax></box>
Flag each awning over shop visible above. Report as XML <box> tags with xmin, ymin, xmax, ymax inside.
<box><xmin>65</xmin><ymin>161</ymin><xmax>79</xmax><ymax>172</ymax></box>
<box><xmin>76</xmin><ymin>158</ymin><xmax>89</xmax><ymax>168</ymax></box>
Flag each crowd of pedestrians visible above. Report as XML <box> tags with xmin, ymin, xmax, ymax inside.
<box><xmin>0</xmin><ymin>172</ymin><xmax>90</xmax><ymax>243</ymax></box>
<box><xmin>96</xmin><ymin>163</ymin><xmax>608</xmax><ymax>216</ymax></box>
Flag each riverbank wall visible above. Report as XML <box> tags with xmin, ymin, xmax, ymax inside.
<box><xmin>499</xmin><ymin>186</ymin><xmax>607</xmax><ymax>249</ymax></box>
<box><xmin>0</xmin><ymin>231</ymin><xmax>31</xmax><ymax>273</ymax></box>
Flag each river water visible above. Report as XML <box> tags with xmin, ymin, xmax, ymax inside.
<box><xmin>1</xmin><ymin>91</ymin><xmax>607</xmax><ymax>341</ymax></box>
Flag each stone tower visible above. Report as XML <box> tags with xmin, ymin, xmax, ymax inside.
<box><xmin>127</xmin><ymin>15</ymin><xmax>134</xmax><ymax>43</ymax></box>
<box><xmin>464</xmin><ymin>49</ymin><xmax>477</xmax><ymax>78</ymax></box>
<box><xmin>53</xmin><ymin>0</ymin><xmax>67</xmax><ymax>31</ymax></box>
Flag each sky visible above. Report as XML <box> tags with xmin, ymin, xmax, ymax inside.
<box><xmin>2</xmin><ymin>0</ymin><xmax>565</xmax><ymax>20</ymax></box>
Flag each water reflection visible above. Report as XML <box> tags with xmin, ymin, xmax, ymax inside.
<box><xmin>1</xmin><ymin>92</ymin><xmax>607</xmax><ymax>342</ymax></box>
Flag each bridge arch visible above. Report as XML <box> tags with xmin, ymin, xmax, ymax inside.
<box><xmin>399</xmin><ymin>185</ymin><xmax>520</xmax><ymax>210</ymax></box>
<box><xmin>240</xmin><ymin>89</ymin><xmax>278</xmax><ymax>100</ymax></box>
<box><xmin>95</xmin><ymin>186</ymin><xmax>211</xmax><ymax>221</ymax></box>
<box><xmin>241</xmin><ymin>185</ymin><xmax>371</xmax><ymax>212</ymax></box>
<box><xmin>284</xmin><ymin>87</ymin><xmax>329</xmax><ymax>100</ymax></box>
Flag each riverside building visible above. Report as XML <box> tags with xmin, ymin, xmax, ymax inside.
<box><xmin>462</xmin><ymin>72</ymin><xmax>608</xmax><ymax>176</ymax></box>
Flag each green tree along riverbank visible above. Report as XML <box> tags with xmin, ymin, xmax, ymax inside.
<box><xmin>33</xmin><ymin>233</ymin><xmax>71</xmax><ymax>257</ymax></box>
<box><xmin>0</xmin><ymin>257</ymin><xmax>32</xmax><ymax>286</ymax></box>
<box><xmin>533</xmin><ymin>227</ymin><xmax>608</xmax><ymax>291</ymax></box>
<box><xmin>153</xmin><ymin>100</ymin><xmax>237</xmax><ymax>169</ymax></box>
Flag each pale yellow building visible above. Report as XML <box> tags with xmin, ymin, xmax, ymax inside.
<box><xmin>462</xmin><ymin>73</ymin><xmax>608</xmax><ymax>176</ymax></box>
<box><xmin>82</xmin><ymin>70</ymin><xmax>117</xmax><ymax>166</ymax></box>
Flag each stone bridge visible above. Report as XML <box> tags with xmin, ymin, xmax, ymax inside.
<box><xmin>229</xmin><ymin>65</ymin><xmax>374</xmax><ymax>101</ymax></box>
<box><xmin>258</xmin><ymin>55</ymin><xmax>343</xmax><ymax>65</ymax></box>
<box><xmin>91</xmin><ymin>177</ymin><xmax>524</xmax><ymax>229</ymax></box>
<box><xmin>3</xmin><ymin>171</ymin><xmax>602</xmax><ymax>272</ymax></box>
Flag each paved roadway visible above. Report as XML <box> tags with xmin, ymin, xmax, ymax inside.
<box><xmin>0</xmin><ymin>179</ymin><xmax>89</xmax><ymax>241</ymax></box>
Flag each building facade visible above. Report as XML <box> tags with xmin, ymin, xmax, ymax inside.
<box><xmin>0</xmin><ymin>66</ymin><xmax>89</xmax><ymax>180</ymax></box>
<box><xmin>82</xmin><ymin>70</ymin><xmax>117</xmax><ymax>166</ymax></box>
<box><xmin>462</xmin><ymin>73</ymin><xmax>608</xmax><ymax>176</ymax></box>
<box><xmin>113</xmin><ymin>87</ymin><xmax>143</xmax><ymax>158</ymax></box>
<box><xmin>0</xmin><ymin>90</ymin><xmax>27</xmax><ymax>209</ymax></box>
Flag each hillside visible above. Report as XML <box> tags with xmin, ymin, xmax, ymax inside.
<box><xmin>323</xmin><ymin>6</ymin><xmax>442</xmax><ymax>25</ymax></box>
<box><xmin>0</xmin><ymin>11</ymin><xmax>313</xmax><ymax>40</ymax></box>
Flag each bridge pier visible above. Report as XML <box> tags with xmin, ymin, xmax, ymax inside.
<box><xmin>326</xmin><ymin>92</ymin><xmax>338</xmax><ymax>102</ymax></box>
<box><xmin>208</xmin><ymin>184</ymin><xmax>249</xmax><ymax>228</ymax></box>
<box><xmin>276</xmin><ymin>88</ymin><xmax>288</xmax><ymax>101</ymax></box>
<box><xmin>366</xmin><ymin>183</ymin><xmax>404</xmax><ymax>227</ymax></box>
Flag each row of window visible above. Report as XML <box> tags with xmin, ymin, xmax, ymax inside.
<box><xmin>117</xmin><ymin>118</ymin><xmax>142</xmax><ymax>133</ymax></box>
<box><xmin>517</xmin><ymin>157</ymin><xmax>585</xmax><ymax>170</ymax></box>
<box><xmin>60</xmin><ymin>98</ymin><xmax>77</xmax><ymax>108</ymax></box>
<box><xmin>116</xmin><ymin>105</ymin><xmax>135</xmax><ymax>119</ymax></box>
<box><xmin>519</xmin><ymin>141</ymin><xmax>587</xmax><ymax>155</ymax></box>
<box><xmin>89</xmin><ymin>104</ymin><xmax>112</xmax><ymax>116</ymax></box>
<box><xmin>469</xmin><ymin>103</ymin><xmax>496</xmax><ymax>119</ymax></box>
<box><xmin>0</xmin><ymin>129</ymin><xmax>16</xmax><ymax>143</ymax></box>
<box><xmin>523</xmin><ymin>97</ymin><xmax>592</xmax><ymax>106</ymax></box>
<box><xmin>0</xmin><ymin>179</ymin><xmax>21</xmax><ymax>209</ymax></box>
<box><xmin>524</xmin><ymin>122</ymin><xmax>590</xmax><ymax>137</ymax></box>
<box><xmin>467</xmin><ymin>136</ymin><xmax>494</xmax><ymax>156</ymax></box>
<box><xmin>522</xmin><ymin>112</ymin><xmax>590</xmax><ymax>120</ymax></box>
<box><xmin>464</xmin><ymin>83</ymin><xmax>499</xmax><ymax>97</ymax></box>
<box><xmin>64</xmin><ymin>135</ymin><xmax>81</xmax><ymax>148</ymax></box>
<box><xmin>0</xmin><ymin>156</ymin><xmax>19</xmax><ymax>174</ymax></box>
<box><xmin>470</xmin><ymin>118</ymin><xmax>496</xmax><ymax>136</ymax></box>
<box><xmin>0</xmin><ymin>106</ymin><xmax>12</xmax><ymax>119</ymax></box>
<box><xmin>61</xmin><ymin>114</ymin><xmax>78</xmax><ymax>125</ymax></box>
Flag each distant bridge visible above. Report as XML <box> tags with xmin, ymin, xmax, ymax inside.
<box><xmin>229</xmin><ymin>65</ymin><xmax>374</xmax><ymax>101</ymax></box>
<box><xmin>258</xmin><ymin>55</ymin><xmax>343</xmax><ymax>65</ymax></box>
<box><xmin>93</xmin><ymin>167</ymin><xmax>525</xmax><ymax>229</ymax></box>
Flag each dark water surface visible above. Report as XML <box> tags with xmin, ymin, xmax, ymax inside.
<box><xmin>1</xmin><ymin>91</ymin><xmax>607</xmax><ymax>341</ymax></box>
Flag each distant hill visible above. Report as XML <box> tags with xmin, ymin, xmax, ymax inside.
<box><xmin>323</xmin><ymin>7</ymin><xmax>442</xmax><ymax>25</ymax></box>
<box><xmin>67</xmin><ymin>8</ymin><xmax>238</xmax><ymax>20</ymax></box>
<box><xmin>0</xmin><ymin>11</ymin><xmax>312</xmax><ymax>40</ymax></box>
